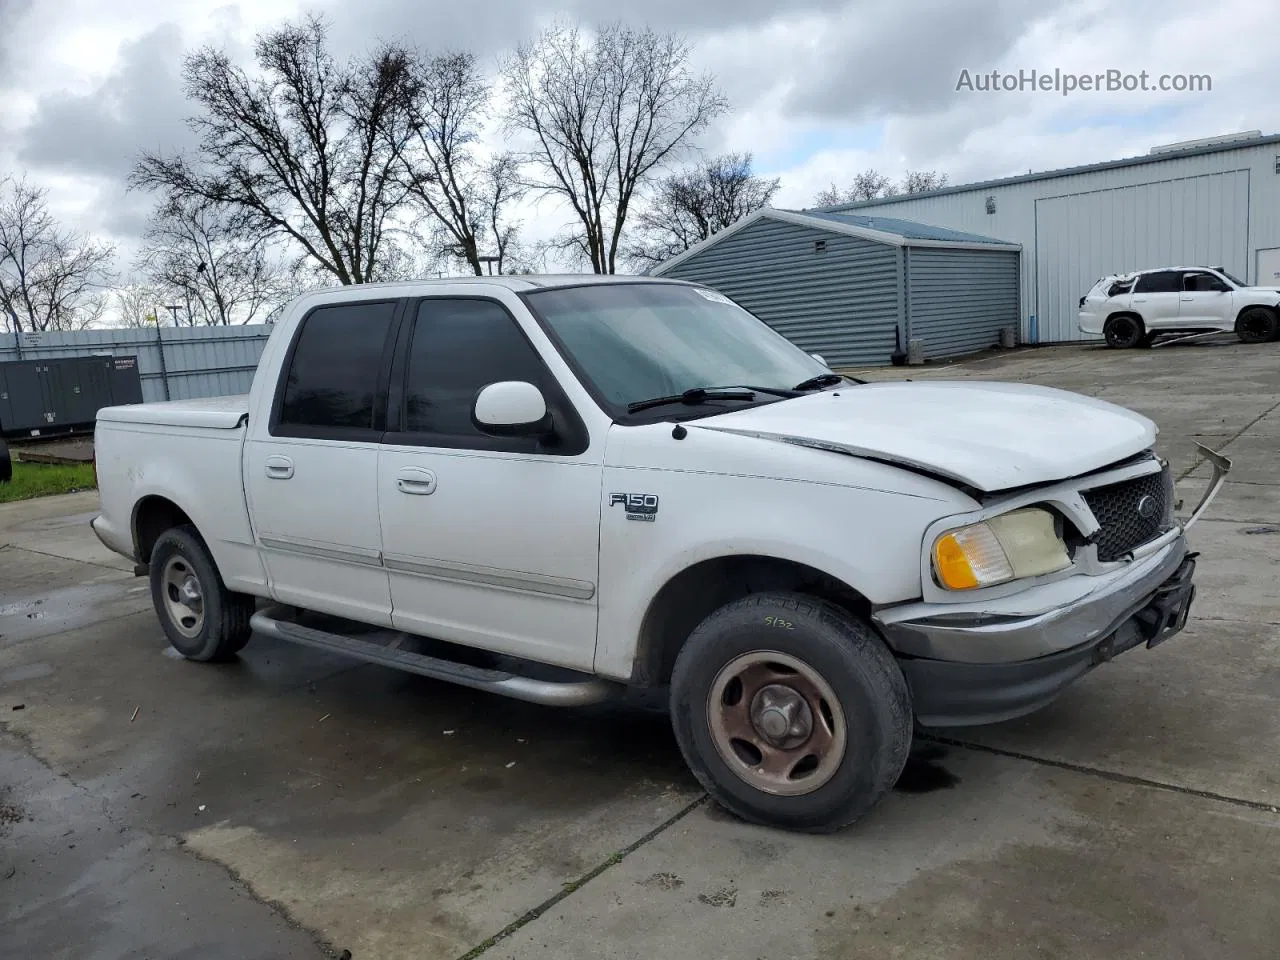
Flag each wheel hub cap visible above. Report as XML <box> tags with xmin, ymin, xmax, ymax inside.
<box><xmin>750</xmin><ymin>684</ymin><xmax>813</xmax><ymax>748</ymax></box>
<box><xmin>706</xmin><ymin>651</ymin><xmax>848</xmax><ymax>797</ymax></box>
<box><xmin>161</xmin><ymin>556</ymin><xmax>206</xmax><ymax>639</ymax></box>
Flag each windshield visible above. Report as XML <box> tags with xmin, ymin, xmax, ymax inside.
<box><xmin>524</xmin><ymin>283</ymin><xmax>831</xmax><ymax>415</ymax></box>
<box><xmin>1216</xmin><ymin>268</ymin><xmax>1245</xmax><ymax>287</ymax></box>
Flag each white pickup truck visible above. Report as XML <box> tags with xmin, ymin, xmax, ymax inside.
<box><xmin>91</xmin><ymin>276</ymin><xmax>1230</xmax><ymax>832</ymax></box>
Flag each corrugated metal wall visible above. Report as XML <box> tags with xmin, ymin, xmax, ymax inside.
<box><xmin>1034</xmin><ymin>170</ymin><xmax>1250</xmax><ymax>341</ymax></box>
<box><xmin>660</xmin><ymin>217</ymin><xmax>902</xmax><ymax>366</ymax></box>
<box><xmin>0</xmin><ymin>325</ymin><xmax>274</xmax><ymax>403</ymax></box>
<box><xmin>906</xmin><ymin>248</ymin><xmax>1020</xmax><ymax>358</ymax></box>
<box><xmin>826</xmin><ymin>141</ymin><xmax>1280</xmax><ymax>343</ymax></box>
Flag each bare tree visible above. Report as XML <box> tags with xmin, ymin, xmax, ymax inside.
<box><xmin>901</xmin><ymin>170</ymin><xmax>949</xmax><ymax>194</ymax></box>
<box><xmin>398</xmin><ymin>51</ymin><xmax>526</xmax><ymax>276</ymax></box>
<box><xmin>626</xmin><ymin>152</ymin><xmax>779</xmax><ymax>269</ymax></box>
<box><xmin>813</xmin><ymin>169</ymin><xmax>897</xmax><ymax>207</ymax></box>
<box><xmin>138</xmin><ymin>197</ymin><xmax>285</xmax><ymax>325</ymax></box>
<box><xmin>131</xmin><ymin>15</ymin><xmax>417</xmax><ymax>286</ymax></box>
<box><xmin>814</xmin><ymin>168</ymin><xmax>949</xmax><ymax>207</ymax></box>
<box><xmin>114</xmin><ymin>281</ymin><xmax>162</xmax><ymax>328</ymax></box>
<box><xmin>501</xmin><ymin>21</ymin><xmax>728</xmax><ymax>274</ymax></box>
<box><xmin>0</xmin><ymin>176</ymin><xmax>115</xmax><ymax>332</ymax></box>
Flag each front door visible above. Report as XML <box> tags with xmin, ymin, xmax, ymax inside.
<box><xmin>377</xmin><ymin>296</ymin><xmax>603</xmax><ymax>671</ymax></box>
<box><xmin>244</xmin><ymin>298</ymin><xmax>403</xmax><ymax>626</ymax></box>
<box><xmin>1178</xmin><ymin>270</ymin><xmax>1232</xmax><ymax>327</ymax></box>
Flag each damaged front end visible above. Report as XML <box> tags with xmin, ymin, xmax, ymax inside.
<box><xmin>873</xmin><ymin>442</ymin><xmax>1232</xmax><ymax>728</ymax></box>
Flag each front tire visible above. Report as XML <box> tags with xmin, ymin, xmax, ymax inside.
<box><xmin>1103</xmin><ymin>314</ymin><xmax>1145</xmax><ymax>349</ymax></box>
<box><xmin>149</xmin><ymin>525</ymin><xmax>254</xmax><ymax>662</ymax></box>
<box><xmin>669</xmin><ymin>593</ymin><xmax>912</xmax><ymax>833</ymax></box>
<box><xmin>1235</xmin><ymin>306</ymin><xmax>1278</xmax><ymax>344</ymax></box>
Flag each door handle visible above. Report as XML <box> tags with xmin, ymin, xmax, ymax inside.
<box><xmin>265</xmin><ymin>455</ymin><xmax>294</xmax><ymax>479</ymax></box>
<box><xmin>1180</xmin><ymin>296</ymin><xmax>1194</xmax><ymax>301</ymax></box>
<box><xmin>396</xmin><ymin>467</ymin><xmax>437</xmax><ymax>495</ymax></box>
<box><xmin>1132</xmin><ymin>297</ymin><xmax>1147</xmax><ymax>302</ymax></box>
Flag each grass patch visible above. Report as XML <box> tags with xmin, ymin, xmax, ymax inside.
<box><xmin>0</xmin><ymin>460</ymin><xmax>97</xmax><ymax>504</ymax></box>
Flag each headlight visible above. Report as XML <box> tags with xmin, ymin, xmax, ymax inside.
<box><xmin>932</xmin><ymin>507</ymin><xmax>1071</xmax><ymax>591</ymax></box>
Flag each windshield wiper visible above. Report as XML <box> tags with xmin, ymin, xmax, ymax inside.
<box><xmin>791</xmin><ymin>372</ymin><xmax>848</xmax><ymax>391</ymax></box>
<box><xmin>627</xmin><ymin>387</ymin><xmax>758</xmax><ymax>414</ymax></box>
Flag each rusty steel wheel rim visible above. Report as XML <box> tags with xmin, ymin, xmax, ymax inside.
<box><xmin>707</xmin><ymin>650</ymin><xmax>847</xmax><ymax>797</ymax></box>
<box><xmin>162</xmin><ymin>554</ymin><xmax>205</xmax><ymax>639</ymax></box>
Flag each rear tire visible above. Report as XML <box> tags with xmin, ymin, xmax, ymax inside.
<box><xmin>149</xmin><ymin>525</ymin><xmax>254</xmax><ymax>661</ymax></box>
<box><xmin>669</xmin><ymin>592</ymin><xmax>912</xmax><ymax>833</ymax></box>
<box><xmin>1235</xmin><ymin>306</ymin><xmax>1278</xmax><ymax>345</ymax></box>
<box><xmin>1103</xmin><ymin>314</ymin><xmax>1145</xmax><ymax>349</ymax></box>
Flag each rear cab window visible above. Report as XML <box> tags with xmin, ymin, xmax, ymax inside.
<box><xmin>272</xmin><ymin>299</ymin><xmax>401</xmax><ymax>440</ymax></box>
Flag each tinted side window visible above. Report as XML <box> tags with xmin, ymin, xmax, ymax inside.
<box><xmin>1108</xmin><ymin>277</ymin><xmax>1136</xmax><ymax>296</ymax></box>
<box><xmin>405</xmin><ymin>299</ymin><xmax>549</xmax><ymax>438</ymax></box>
<box><xmin>1134</xmin><ymin>271</ymin><xmax>1181</xmax><ymax>293</ymax></box>
<box><xmin>1184</xmin><ymin>273</ymin><xmax>1226</xmax><ymax>292</ymax></box>
<box><xmin>279</xmin><ymin>301</ymin><xmax>398</xmax><ymax>430</ymax></box>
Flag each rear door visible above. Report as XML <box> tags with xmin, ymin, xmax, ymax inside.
<box><xmin>376</xmin><ymin>295</ymin><xmax>604</xmax><ymax>670</ymax></box>
<box><xmin>1130</xmin><ymin>270</ymin><xmax>1183</xmax><ymax>329</ymax></box>
<box><xmin>244</xmin><ymin>298</ymin><xmax>404</xmax><ymax>626</ymax></box>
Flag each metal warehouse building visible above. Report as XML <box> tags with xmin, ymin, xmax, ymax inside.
<box><xmin>650</xmin><ymin>208</ymin><xmax>1021</xmax><ymax>367</ymax></box>
<box><xmin>817</xmin><ymin>130</ymin><xmax>1280</xmax><ymax>344</ymax></box>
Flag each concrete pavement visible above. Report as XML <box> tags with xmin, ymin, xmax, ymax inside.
<box><xmin>2</xmin><ymin>337</ymin><xmax>1278</xmax><ymax>958</ymax></box>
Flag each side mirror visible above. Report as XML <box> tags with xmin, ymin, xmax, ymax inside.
<box><xmin>810</xmin><ymin>353</ymin><xmax>829</xmax><ymax>368</ymax></box>
<box><xmin>473</xmin><ymin>381</ymin><xmax>552</xmax><ymax>437</ymax></box>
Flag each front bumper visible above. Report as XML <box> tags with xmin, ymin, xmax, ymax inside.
<box><xmin>898</xmin><ymin>554</ymin><xmax>1197</xmax><ymax>727</ymax></box>
<box><xmin>876</xmin><ymin>533</ymin><xmax>1189</xmax><ymax>665</ymax></box>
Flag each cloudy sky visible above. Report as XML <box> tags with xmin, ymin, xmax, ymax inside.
<box><xmin>2</xmin><ymin>0</ymin><xmax>1279</xmax><ymax>280</ymax></box>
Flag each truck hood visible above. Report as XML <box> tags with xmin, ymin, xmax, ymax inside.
<box><xmin>692</xmin><ymin>381</ymin><xmax>1156</xmax><ymax>493</ymax></box>
<box><xmin>96</xmin><ymin>395</ymin><xmax>249</xmax><ymax>429</ymax></box>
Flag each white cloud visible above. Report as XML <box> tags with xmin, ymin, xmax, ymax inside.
<box><xmin>2</xmin><ymin>0</ymin><xmax>1278</xmax><ymax>281</ymax></box>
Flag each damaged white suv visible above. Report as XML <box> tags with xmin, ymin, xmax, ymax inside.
<box><xmin>1079</xmin><ymin>265</ymin><xmax>1280</xmax><ymax>347</ymax></box>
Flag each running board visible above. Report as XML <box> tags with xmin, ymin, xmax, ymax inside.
<box><xmin>249</xmin><ymin>605</ymin><xmax>615</xmax><ymax>707</ymax></box>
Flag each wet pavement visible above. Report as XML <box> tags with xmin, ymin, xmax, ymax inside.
<box><xmin>2</xmin><ymin>339</ymin><xmax>1279</xmax><ymax>959</ymax></box>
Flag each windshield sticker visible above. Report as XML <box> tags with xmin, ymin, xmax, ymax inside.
<box><xmin>694</xmin><ymin>288</ymin><xmax>733</xmax><ymax>305</ymax></box>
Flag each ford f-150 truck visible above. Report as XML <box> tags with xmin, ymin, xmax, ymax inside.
<box><xmin>91</xmin><ymin>276</ymin><xmax>1230</xmax><ymax>832</ymax></box>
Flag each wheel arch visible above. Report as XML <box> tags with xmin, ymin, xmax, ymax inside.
<box><xmin>1105</xmin><ymin>310</ymin><xmax>1145</xmax><ymax>327</ymax></box>
<box><xmin>631</xmin><ymin>554</ymin><xmax>876</xmax><ymax>687</ymax></box>
<box><xmin>131</xmin><ymin>494</ymin><xmax>199</xmax><ymax>564</ymax></box>
<box><xmin>1235</xmin><ymin>302</ymin><xmax>1279</xmax><ymax>322</ymax></box>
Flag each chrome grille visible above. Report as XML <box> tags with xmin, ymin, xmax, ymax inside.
<box><xmin>1080</xmin><ymin>466</ymin><xmax>1174</xmax><ymax>562</ymax></box>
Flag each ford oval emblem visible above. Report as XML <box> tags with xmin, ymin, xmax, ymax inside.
<box><xmin>1136</xmin><ymin>494</ymin><xmax>1158</xmax><ymax>520</ymax></box>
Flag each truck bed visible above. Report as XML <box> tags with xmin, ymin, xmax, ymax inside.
<box><xmin>96</xmin><ymin>395</ymin><xmax>249</xmax><ymax>430</ymax></box>
<box><xmin>93</xmin><ymin>394</ymin><xmax>265</xmax><ymax>596</ymax></box>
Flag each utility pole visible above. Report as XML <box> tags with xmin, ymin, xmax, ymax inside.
<box><xmin>477</xmin><ymin>255</ymin><xmax>500</xmax><ymax>276</ymax></box>
<box><xmin>163</xmin><ymin>304</ymin><xmax>183</xmax><ymax>326</ymax></box>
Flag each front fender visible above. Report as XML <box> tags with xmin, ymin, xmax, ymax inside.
<box><xmin>592</xmin><ymin>467</ymin><xmax>968</xmax><ymax>680</ymax></box>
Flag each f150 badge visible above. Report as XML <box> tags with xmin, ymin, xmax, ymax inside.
<box><xmin>610</xmin><ymin>493</ymin><xmax>659</xmax><ymax>522</ymax></box>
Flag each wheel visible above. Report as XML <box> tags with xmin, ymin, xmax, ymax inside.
<box><xmin>1235</xmin><ymin>306</ymin><xmax>1278</xmax><ymax>344</ymax></box>
<box><xmin>149</xmin><ymin>525</ymin><xmax>254</xmax><ymax>661</ymax></box>
<box><xmin>669</xmin><ymin>593</ymin><xmax>912</xmax><ymax>833</ymax></box>
<box><xmin>1103</xmin><ymin>314</ymin><xmax>1144</xmax><ymax>349</ymax></box>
